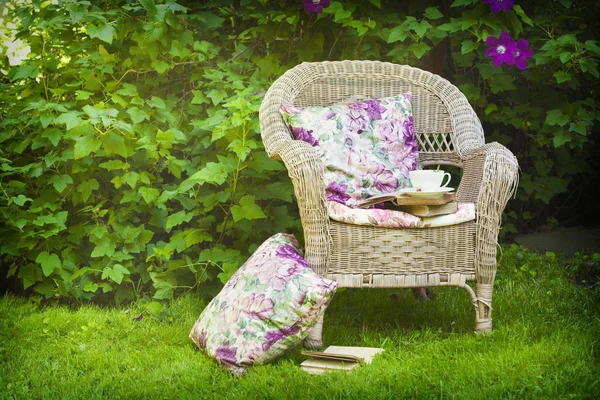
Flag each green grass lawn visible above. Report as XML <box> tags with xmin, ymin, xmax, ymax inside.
<box><xmin>1</xmin><ymin>246</ymin><xmax>599</xmax><ymax>399</ymax></box>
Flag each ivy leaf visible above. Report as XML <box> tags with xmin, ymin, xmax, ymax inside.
<box><xmin>230</xmin><ymin>195</ymin><xmax>266</xmax><ymax>222</ymax></box>
<box><xmin>39</xmin><ymin>114</ymin><xmax>55</xmax><ymax>128</ymax></box>
<box><xmin>10</xmin><ymin>64</ymin><xmax>40</xmax><ymax>80</ymax></box>
<box><xmin>54</xmin><ymin>111</ymin><xmax>83</xmax><ymax>130</ymax></box>
<box><xmin>77</xmin><ymin>179</ymin><xmax>99</xmax><ymax>202</ymax></box>
<box><xmin>206</xmin><ymin>89</ymin><xmax>227</xmax><ymax>106</ymax></box>
<box><xmin>414</xmin><ymin>21</ymin><xmax>432</xmax><ymax>38</ymax></box>
<box><xmin>165</xmin><ymin>210</ymin><xmax>194</xmax><ymax>232</ymax></box>
<box><xmin>87</xmin><ymin>23</ymin><xmax>116</xmax><ymax>44</ymax></box>
<box><xmin>461</xmin><ymin>40</ymin><xmax>479</xmax><ymax>55</ymax></box>
<box><xmin>91</xmin><ymin>237</ymin><xmax>116</xmax><ymax>258</ymax></box>
<box><xmin>102</xmin><ymin>264</ymin><xmax>129</xmax><ymax>284</ymax></box>
<box><xmin>49</xmin><ymin>174</ymin><xmax>73</xmax><ymax>193</ymax></box>
<box><xmin>101</xmin><ymin>132</ymin><xmax>128</xmax><ymax>157</ymax></box>
<box><xmin>126</xmin><ymin>107</ymin><xmax>150</xmax><ymax>124</ymax></box>
<box><xmin>553</xmin><ymin>130</ymin><xmax>571</xmax><ymax>148</ymax></box>
<box><xmin>424</xmin><ymin>7</ymin><xmax>444</xmax><ymax>19</ymax></box>
<box><xmin>188</xmin><ymin>162</ymin><xmax>230</xmax><ymax>186</ymax></box>
<box><xmin>151</xmin><ymin>60</ymin><xmax>170</xmax><ymax>74</ymax></box>
<box><xmin>553</xmin><ymin>71</ymin><xmax>572</xmax><ymax>84</ymax></box>
<box><xmin>35</xmin><ymin>251</ymin><xmax>61</xmax><ymax>277</ymax></box>
<box><xmin>184</xmin><ymin>229</ymin><xmax>212</xmax><ymax>247</ymax></box>
<box><xmin>74</xmin><ymin>136</ymin><xmax>102</xmax><ymax>159</ymax></box>
<box><xmin>139</xmin><ymin>187</ymin><xmax>160</xmax><ymax>204</ymax></box>
<box><xmin>545</xmin><ymin>109</ymin><xmax>570</xmax><ymax>127</ymax></box>
<box><xmin>99</xmin><ymin>160</ymin><xmax>130</xmax><ymax>171</ymax></box>
<box><xmin>10</xmin><ymin>194</ymin><xmax>33</xmax><ymax>206</ymax></box>
<box><xmin>409</xmin><ymin>42</ymin><xmax>431</xmax><ymax>59</ymax></box>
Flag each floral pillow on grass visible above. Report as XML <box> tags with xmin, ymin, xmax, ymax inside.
<box><xmin>280</xmin><ymin>94</ymin><xmax>419</xmax><ymax>208</ymax></box>
<box><xmin>189</xmin><ymin>233</ymin><xmax>337</xmax><ymax>375</ymax></box>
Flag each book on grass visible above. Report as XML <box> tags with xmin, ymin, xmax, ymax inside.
<box><xmin>392</xmin><ymin>200</ymin><xmax>458</xmax><ymax>217</ymax></box>
<box><xmin>300</xmin><ymin>346</ymin><xmax>384</xmax><ymax>374</ymax></box>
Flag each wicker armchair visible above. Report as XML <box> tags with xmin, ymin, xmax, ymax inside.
<box><xmin>258</xmin><ymin>60</ymin><xmax>519</xmax><ymax>348</ymax></box>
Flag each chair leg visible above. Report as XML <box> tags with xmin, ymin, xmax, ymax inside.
<box><xmin>304</xmin><ymin>314</ymin><xmax>324</xmax><ymax>349</ymax></box>
<box><xmin>475</xmin><ymin>283</ymin><xmax>493</xmax><ymax>333</ymax></box>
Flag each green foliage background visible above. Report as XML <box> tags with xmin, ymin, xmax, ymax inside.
<box><xmin>1</xmin><ymin>0</ymin><xmax>599</xmax><ymax>303</ymax></box>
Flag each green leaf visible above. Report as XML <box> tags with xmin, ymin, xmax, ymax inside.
<box><xmin>165</xmin><ymin>210</ymin><xmax>194</xmax><ymax>231</ymax></box>
<box><xmin>144</xmin><ymin>301</ymin><xmax>164</xmax><ymax>316</ymax></box>
<box><xmin>54</xmin><ymin>111</ymin><xmax>83</xmax><ymax>130</ymax></box>
<box><xmin>49</xmin><ymin>174</ymin><xmax>73</xmax><ymax>193</ymax></box>
<box><xmin>10</xmin><ymin>64</ymin><xmax>40</xmax><ymax>80</ymax></box>
<box><xmin>545</xmin><ymin>109</ymin><xmax>570</xmax><ymax>127</ymax></box>
<box><xmin>513</xmin><ymin>5</ymin><xmax>534</xmax><ymax>27</ymax></box>
<box><xmin>77</xmin><ymin>179</ymin><xmax>99</xmax><ymax>202</ymax></box>
<box><xmin>35</xmin><ymin>251</ymin><xmax>61</xmax><ymax>277</ymax></box>
<box><xmin>206</xmin><ymin>89</ymin><xmax>228</xmax><ymax>106</ymax></box>
<box><xmin>151</xmin><ymin>60</ymin><xmax>170</xmax><ymax>74</ymax></box>
<box><xmin>484</xmin><ymin>103</ymin><xmax>498</xmax><ymax>115</ymax></box>
<box><xmin>424</xmin><ymin>7</ymin><xmax>444</xmax><ymax>19</ymax></box>
<box><xmin>102</xmin><ymin>132</ymin><xmax>128</xmax><ymax>157</ymax></box>
<box><xmin>553</xmin><ymin>130</ymin><xmax>571</xmax><ymax>147</ymax></box>
<box><xmin>139</xmin><ymin>187</ymin><xmax>160</xmax><ymax>204</ymax></box>
<box><xmin>461</xmin><ymin>40</ymin><xmax>479</xmax><ymax>55</ymax></box>
<box><xmin>409</xmin><ymin>42</ymin><xmax>431</xmax><ymax>59</ymax></box>
<box><xmin>126</xmin><ymin>107</ymin><xmax>150</xmax><ymax>124</ymax></box>
<box><xmin>387</xmin><ymin>26</ymin><xmax>409</xmax><ymax>43</ymax></box>
<box><xmin>230</xmin><ymin>195</ymin><xmax>266</xmax><ymax>223</ymax></box>
<box><xmin>147</xmin><ymin>96</ymin><xmax>166</xmax><ymax>109</ymax></box>
<box><xmin>87</xmin><ymin>23</ymin><xmax>116</xmax><ymax>44</ymax></box>
<box><xmin>99</xmin><ymin>160</ymin><xmax>130</xmax><ymax>171</ymax></box>
<box><xmin>184</xmin><ymin>229</ymin><xmax>212</xmax><ymax>247</ymax></box>
<box><xmin>40</xmin><ymin>114</ymin><xmax>55</xmax><ymax>128</ymax></box>
<box><xmin>10</xmin><ymin>194</ymin><xmax>33</xmax><ymax>206</ymax></box>
<box><xmin>553</xmin><ymin>71</ymin><xmax>572</xmax><ymax>84</ymax></box>
<box><xmin>74</xmin><ymin>135</ymin><xmax>102</xmax><ymax>159</ymax></box>
<box><xmin>188</xmin><ymin>162</ymin><xmax>230</xmax><ymax>186</ymax></box>
<box><xmin>451</xmin><ymin>0</ymin><xmax>477</xmax><ymax>7</ymax></box>
<box><xmin>102</xmin><ymin>264</ymin><xmax>129</xmax><ymax>284</ymax></box>
<box><xmin>414</xmin><ymin>21</ymin><xmax>432</xmax><ymax>38</ymax></box>
<box><xmin>76</xmin><ymin>90</ymin><xmax>94</xmax><ymax>100</ymax></box>
<box><xmin>584</xmin><ymin>40</ymin><xmax>600</xmax><ymax>56</ymax></box>
<box><xmin>91</xmin><ymin>237</ymin><xmax>116</xmax><ymax>258</ymax></box>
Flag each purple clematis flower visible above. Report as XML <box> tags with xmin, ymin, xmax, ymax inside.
<box><xmin>482</xmin><ymin>0</ymin><xmax>514</xmax><ymax>13</ymax></box>
<box><xmin>303</xmin><ymin>0</ymin><xmax>331</xmax><ymax>14</ymax></box>
<box><xmin>485</xmin><ymin>31</ymin><xmax>518</xmax><ymax>67</ymax></box>
<box><xmin>513</xmin><ymin>38</ymin><xmax>534</xmax><ymax>70</ymax></box>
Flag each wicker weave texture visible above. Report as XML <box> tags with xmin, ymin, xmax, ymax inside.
<box><xmin>258</xmin><ymin>60</ymin><xmax>519</xmax><ymax>346</ymax></box>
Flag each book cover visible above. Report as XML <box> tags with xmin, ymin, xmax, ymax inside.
<box><xmin>300</xmin><ymin>346</ymin><xmax>384</xmax><ymax>374</ymax></box>
<box><xmin>393</xmin><ymin>201</ymin><xmax>458</xmax><ymax>217</ymax></box>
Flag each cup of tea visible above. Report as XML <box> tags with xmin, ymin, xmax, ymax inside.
<box><xmin>409</xmin><ymin>169</ymin><xmax>451</xmax><ymax>190</ymax></box>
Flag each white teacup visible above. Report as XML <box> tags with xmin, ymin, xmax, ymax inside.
<box><xmin>409</xmin><ymin>170</ymin><xmax>451</xmax><ymax>190</ymax></box>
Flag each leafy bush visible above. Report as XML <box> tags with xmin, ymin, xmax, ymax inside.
<box><xmin>1</xmin><ymin>0</ymin><xmax>598</xmax><ymax>302</ymax></box>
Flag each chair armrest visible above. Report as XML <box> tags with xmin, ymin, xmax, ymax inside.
<box><xmin>277</xmin><ymin>140</ymin><xmax>330</xmax><ymax>275</ymax></box>
<box><xmin>458</xmin><ymin>142</ymin><xmax>519</xmax><ymax>285</ymax></box>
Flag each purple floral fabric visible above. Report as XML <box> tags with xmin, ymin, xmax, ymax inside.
<box><xmin>327</xmin><ymin>201</ymin><xmax>476</xmax><ymax>228</ymax></box>
<box><xmin>280</xmin><ymin>94</ymin><xmax>419</xmax><ymax>208</ymax></box>
<box><xmin>189</xmin><ymin>233</ymin><xmax>337</xmax><ymax>374</ymax></box>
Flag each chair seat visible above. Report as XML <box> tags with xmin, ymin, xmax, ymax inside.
<box><xmin>327</xmin><ymin>201</ymin><xmax>475</xmax><ymax>229</ymax></box>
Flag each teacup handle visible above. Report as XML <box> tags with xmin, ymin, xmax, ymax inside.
<box><xmin>440</xmin><ymin>172</ymin><xmax>451</xmax><ymax>187</ymax></box>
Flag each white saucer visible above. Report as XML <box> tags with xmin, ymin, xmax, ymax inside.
<box><xmin>399</xmin><ymin>187</ymin><xmax>454</xmax><ymax>198</ymax></box>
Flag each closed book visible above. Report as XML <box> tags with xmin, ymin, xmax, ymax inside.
<box><xmin>392</xmin><ymin>201</ymin><xmax>458</xmax><ymax>217</ymax></box>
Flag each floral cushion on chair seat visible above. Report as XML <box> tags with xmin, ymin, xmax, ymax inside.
<box><xmin>280</xmin><ymin>94</ymin><xmax>418</xmax><ymax>208</ymax></box>
<box><xmin>327</xmin><ymin>201</ymin><xmax>476</xmax><ymax>228</ymax></box>
<box><xmin>189</xmin><ymin>233</ymin><xmax>337</xmax><ymax>375</ymax></box>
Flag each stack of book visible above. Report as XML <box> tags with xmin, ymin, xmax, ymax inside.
<box><xmin>300</xmin><ymin>346</ymin><xmax>384</xmax><ymax>374</ymax></box>
<box><xmin>355</xmin><ymin>192</ymin><xmax>458</xmax><ymax>217</ymax></box>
